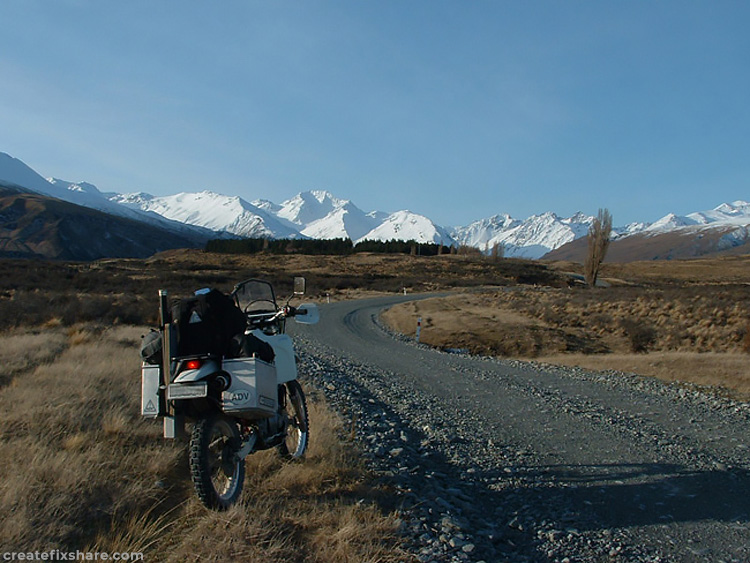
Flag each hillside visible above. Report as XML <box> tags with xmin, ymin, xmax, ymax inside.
<box><xmin>543</xmin><ymin>225</ymin><xmax>750</xmax><ymax>262</ymax></box>
<box><xmin>3</xmin><ymin>150</ymin><xmax>750</xmax><ymax>261</ymax></box>
<box><xmin>0</xmin><ymin>184</ymin><xmax>203</xmax><ymax>260</ymax></box>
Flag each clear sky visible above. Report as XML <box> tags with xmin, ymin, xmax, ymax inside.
<box><xmin>1</xmin><ymin>0</ymin><xmax>748</xmax><ymax>227</ymax></box>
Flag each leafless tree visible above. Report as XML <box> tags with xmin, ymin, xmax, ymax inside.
<box><xmin>491</xmin><ymin>242</ymin><xmax>504</xmax><ymax>261</ymax></box>
<box><xmin>584</xmin><ymin>208</ymin><xmax>612</xmax><ymax>287</ymax></box>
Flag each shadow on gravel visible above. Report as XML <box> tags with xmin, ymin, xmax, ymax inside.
<box><xmin>515</xmin><ymin>463</ymin><xmax>750</xmax><ymax>529</ymax></box>
<box><xmin>297</xmin><ymin>333</ymin><xmax>750</xmax><ymax>560</ymax></box>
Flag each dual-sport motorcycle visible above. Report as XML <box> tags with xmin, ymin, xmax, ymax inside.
<box><xmin>140</xmin><ymin>277</ymin><xmax>319</xmax><ymax>510</ymax></box>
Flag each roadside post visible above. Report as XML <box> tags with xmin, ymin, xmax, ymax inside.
<box><xmin>416</xmin><ymin>317</ymin><xmax>422</xmax><ymax>343</ymax></box>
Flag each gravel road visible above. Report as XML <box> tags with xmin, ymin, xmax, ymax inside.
<box><xmin>290</xmin><ymin>294</ymin><xmax>750</xmax><ymax>562</ymax></box>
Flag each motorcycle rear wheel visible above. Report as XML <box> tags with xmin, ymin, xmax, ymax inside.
<box><xmin>189</xmin><ymin>414</ymin><xmax>245</xmax><ymax>510</ymax></box>
<box><xmin>277</xmin><ymin>380</ymin><xmax>309</xmax><ymax>459</ymax></box>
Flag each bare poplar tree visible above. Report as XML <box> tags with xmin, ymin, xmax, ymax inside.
<box><xmin>491</xmin><ymin>242</ymin><xmax>504</xmax><ymax>261</ymax></box>
<box><xmin>584</xmin><ymin>208</ymin><xmax>612</xmax><ymax>287</ymax></box>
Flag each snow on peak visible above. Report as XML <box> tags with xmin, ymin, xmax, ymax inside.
<box><xmin>300</xmin><ymin>202</ymin><xmax>382</xmax><ymax>241</ymax></box>
<box><xmin>48</xmin><ymin>178</ymin><xmax>102</xmax><ymax>195</ymax></box>
<box><xmin>309</xmin><ymin>190</ymin><xmax>338</xmax><ymax>204</ymax></box>
<box><xmin>113</xmin><ymin>190</ymin><xmax>300</xmax><ymax>239</ymax></box>
<box><xmin>451</xmin><ymin>211</ymin><xmax>593</xmax><ymax>259</ymax></box>
<box><xmin>358</xmin><ymin>210</ymin><xmax>455</xmax><ymax>245</ymax></box>
<box><xmin>645</xmin><ymin>213</ymin><xmax>698</xmax><ymax>233</ymax></box>
<box><xmin>6</xmin><ymin>150</ymin><xmax>750</xmax><ymax>259</ymax></box>
<box><xmin>451</xmin><ymin>214</ymin><xmax>520</xmax><ymax>248</ymax></box>
<box><xmin>682</xmin><ymin>200</ymin><xmax>750</xmax><ymax>227</ymax></box>
<box><xmin>277</xmin><ymin>190</ymin><xmax>351</xmax><ymax>226</ymax></box>
<box><xmin>0</xmin><ymin>151</ymin><xmax>62</xmax><ymax>195</ymax></box>
<box><xmin>110</xmin><ymin>192</ymin><xmax>155</xmax><ymax>205</ymax></box>
<box><xmin>252</xmin><ymin>198</ymin><xmax>282</xmax><ymax>215</ymax></box>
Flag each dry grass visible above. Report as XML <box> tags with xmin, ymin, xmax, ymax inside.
<box><xmin>3</xmin><ymin>251</ymin><xmax>750</xmax><ymax>558</ymax></box>
<box><xmin>0</xmin><ymin>329</ymin><xmax>68</xmax><ymax>385</ymax></box>
<box><xmin>0</xmin><ymin>251</ymin><xmax>564</xmax><ymax>329</ymax></box>
<box><xmin>0</xmin><ymin>326</ymin><xmax>412</xmax><ymax>561</ymax></box>
<box><xmin>532</xmin><ymin>352</ymin><xmax>750</xmax><ymax>399</ymax></box>
<box><xmin>550</xmin><ymin>254</ymin><xmax>750</xmax><ymax>285</ymax></box>
<box><xmin>383</xmin><ymin>283</ymin><xmax>750</xmax><ymax>400</ymax></box>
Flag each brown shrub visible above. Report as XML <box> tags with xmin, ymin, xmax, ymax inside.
<box><xmin>742</xmin><ymin>325</ymin><xmax>750</xmax><ymax>354</ymax></box>
<box><xmin>620</xmin><ymin>319</ymin><xmax>658</xmax><ymax>353</ymax></box>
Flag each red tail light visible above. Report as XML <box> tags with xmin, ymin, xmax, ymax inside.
<box><xmin>185</xmin><ymin>359</ymin><xmax>203</xmax><ymax>370</ymax></box>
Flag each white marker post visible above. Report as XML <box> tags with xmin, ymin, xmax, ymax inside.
<box><xmin>416</xmin><ymin>317</ymin><xmax>422</xmax><ymax>343</ymax></box>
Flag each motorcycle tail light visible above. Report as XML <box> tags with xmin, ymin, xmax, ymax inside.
<box><xmin>185</xmin><ymin>359</ymin><xmax>203</xmax><ymax>370</ymax></box>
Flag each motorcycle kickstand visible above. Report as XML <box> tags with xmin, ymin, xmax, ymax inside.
<box><xmin>234</xmin><ymin>432</ymin><xmax>258</xmax><ymax>462</ymax></box>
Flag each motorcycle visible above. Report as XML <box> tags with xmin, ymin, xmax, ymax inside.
<box><xmin>140</xmin><ymin>277</ymin><xmax>319</xmax><ymax>510</ymax></box>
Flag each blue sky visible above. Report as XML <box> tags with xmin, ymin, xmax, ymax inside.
<box><xmin>1</xmin><ymin>1</ymin><xmax>748</xmax><ymax>227</ymax></box>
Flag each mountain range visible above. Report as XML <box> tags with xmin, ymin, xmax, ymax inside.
<box><xmin>1</xmin><ymin>150</ymin><xmax>749</xmax><ymax>261</ymax></box>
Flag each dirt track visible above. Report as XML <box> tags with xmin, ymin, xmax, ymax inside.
<box><xmin>292</xmin><ymin>294</ymin><xmax>750</xmax><ymax>562</ymax></box>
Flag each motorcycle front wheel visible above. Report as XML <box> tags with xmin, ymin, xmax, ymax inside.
<box><xmin>277</xmin><ymin>380</ymin><xmax>309</xmax><ymax>459</ymax></box>
<box><xmin>189</xmin><ymin>414</ymin><xmax>245</xmax><ymax>510</ymax></box>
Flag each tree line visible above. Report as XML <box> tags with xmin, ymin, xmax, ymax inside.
<box><xmin>205</xmin><ymin>237</ymin><xmax>460</xmax><ymax>256</ymax></box>
<box><xmin>205</xmin><ymin>208</ymin><xmax>611</xmax><ymax>287</ymax></box>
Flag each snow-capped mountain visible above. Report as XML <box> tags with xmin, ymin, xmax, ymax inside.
<box><xmin>451</xmin><ymin>211</ymin><xmax>593</xmax><ymax>259</ymax></box>
<box><xmin>261</xmin><ymin>190</ymin><xmax>387</xmax><ymax>241</ymax></box>
<box><xmin>47</xmin><ymin>177</ymin><xmax>168</xmax><ymax>223</ymax></box>
<box><xmin>111</xmin><ymin>190</ymin><xmax>301</xmax><ymax>239</ymax></box>
<box><xmin>0</xmin><ymin>153</ymin><xmax>213</xmax><ymax>240</ymax></box>
<box><xmin>640</xmin><ymin>201</ymin><xmax>750</xmax><ymax>233</ymax></box>
<box><xmin>275</xmin><ymin>190</ymin><xmax>345</xmax><ymax>226</ymax></box>
<box><xmin>3</xmin><ymin>150</ymin><xmax>750</xmax><ymax>260</ymax></box>
<box><xmin>451</xmin><ymin>214</ymin><xmax>520</xmax><ymax>248</ymax></box>
<box><xmin>0</xmin><ymin>152</ymin><xmax>63</xmax><ymax>195</ymax></box>
<box><xmin>643</xmin><ymin>212</ymin><xmax>699</xmax><ymax>233</ymax></box>
<box><xmin>360</xmin><ymin>210</ymin><xmax>456</xmax><ymax>246</ymax></box>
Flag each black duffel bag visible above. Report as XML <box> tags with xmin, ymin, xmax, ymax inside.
<box><xmin>140</xmin><ymin>329</ymin><xmax>162</xmax><ymax>365</ymax></box>
<box><xmin>171</xmin><ymin>289</ymin><xmax>247</xmax><ymax>358</ymax></box>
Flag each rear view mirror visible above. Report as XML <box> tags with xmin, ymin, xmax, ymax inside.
<box><xmin>293</xmin><ymin>277</ymin><xmax>306</xmax><ymax>296</ymax></box>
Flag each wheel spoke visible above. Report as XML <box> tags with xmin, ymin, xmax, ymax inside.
<box><xmin>190</xmin><ymin>416</ymin><xmax>245</xmax><ymax>510</ymax></box>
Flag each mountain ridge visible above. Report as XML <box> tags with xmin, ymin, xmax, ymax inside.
<box><xmin>1</xmin><ymin>150</ymin><xmax>749</xmax><ymax>260</ymax></box>
<box><xmin>0</xmin><ymin>182</ymin><xmax>204</xmax><ymax>260</ymax></box>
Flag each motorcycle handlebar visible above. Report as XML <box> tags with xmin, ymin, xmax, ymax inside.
<box><xmin>245</xmin><ymin>305</ymin><xmax>307</xmax><ymax>325</ymax></box>
<box><xmin>283</xmin><ymin>305</ymin><xmax>306</xmax><ymax>317</ymax></box>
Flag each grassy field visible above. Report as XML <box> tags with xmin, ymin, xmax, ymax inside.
<box><xmin>0</xmin><ymin>250</ymin><xmax>569</xmax><ymax>559</ymax></box>
<box><xmin>0</xmin><ymin>324</ymin><xmax>411</xmax><ymax>561</ymax></box>
<box><xmin>383</xmin><ymin>255</ymin><xmax>750</xmax><ymax>399</ymax></box>
<box><xmin>1</xmin><ymin>249</ymin><xmax>748</xmax><ymax>557</ymax></box>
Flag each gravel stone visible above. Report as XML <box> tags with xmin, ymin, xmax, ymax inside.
<box><xmin>290</xmin><ymin>296</ymin><xmax>750</xmax><ymax>562</ymax></box>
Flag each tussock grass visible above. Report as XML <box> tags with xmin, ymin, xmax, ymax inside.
<box><xmin>384</xmin><ymin>284</ymin><xmax>750</xmax><ymax>399</ymax></box>
<box><xmin>0</xmin><ymin>326</ymin><xmax>410</xmax><ymax>561</ymax></box>
<box><xmin>154</xmin><ymin>398</ymin><xmax>410</xmax><ymax>562</ymax></box>
<box><xmin>0</xmin><ymin>251</ymin><xmax>563</xmax><ymax>330</ymax></box>
<box><xmin>533</xmin><ymin>351</ymin><xmax>750</xmax><ymax>399</ymax></box>
<box><xmin>0</xmin><ymin>329</ymin><xmax>68</xmax><ymax>385</ymax></box>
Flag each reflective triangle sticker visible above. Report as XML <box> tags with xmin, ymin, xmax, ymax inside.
<box><xmin>144</xmin><ymin>400</ymin><xmax>157</xmax><ymax>413</ymax></box>
<box><xmin>189</xmin><ymin>311</ymin><xmax>202</xmax><ymax>323</ymax></box>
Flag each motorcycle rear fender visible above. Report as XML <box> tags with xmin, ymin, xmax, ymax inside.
<box><xmin>251</xmin><ymin>330</ymin><xmax>297</xmax><ymax>384</ymax></box>
<box><xmin>172</xmin><ymin>359</ymin><xmax>222</xmax><ymax>383</ymax></box>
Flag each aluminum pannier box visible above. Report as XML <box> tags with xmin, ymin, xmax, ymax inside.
<box><xmin>221</xmin><ymin>357</ymin><xmax>277</xmax><ymax>417</ymax></box>
<box><xmin>141</xmin><ymin>364</ymin><xmax>162</xmax><ymax>418</ymax></box>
